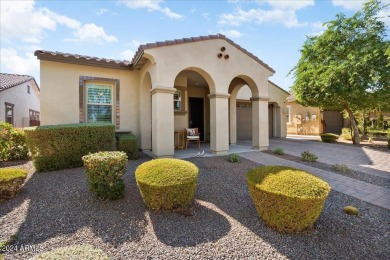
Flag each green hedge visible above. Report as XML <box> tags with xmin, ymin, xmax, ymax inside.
<box><xmin>135</xmin><ymin>159</ymin><xmax>199</xmax><ymax>211</ymax></box>
<box><xmin>0</xmin><ymin>122</ymin><xmax>29</xmax><ymax>161</ymax></box>
<box><xmin>0</xmin><ymin>168</ymin><xmax>28</xmax><ymax>199</ymax></box>
<box><xmin>82</xmin><ymin>151</ymin><xmax>128</xmax><ymax>200</ymax></box>
<box><xmin>117</xmin><ymin>134</ymin><xmax>138</xmax><ymax>160</ymax></box>
<box><xmin>25</xmin><ymin>123</ymin><xmax>115</xmax><ymax>172</ymax></box>
<box><xmin>320</xmin><ymin>133</ymin><xmax>339</xmax><ymax>143</ymax></box>
<box><xmin>246</xmin><ymin>166</ymin><xmax>330</xmax><ymax>233</ymax></box>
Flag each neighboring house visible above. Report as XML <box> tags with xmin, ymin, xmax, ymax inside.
<box><xmin>35</xmin><ymin>34</ymin><xmax>289</xmax><ymax>158</ymax></box>
<box><xmin>0</xmin><ymin>73</ymin><xmax>40</xmax><ymax>128</ymax></box>
<box><xmin>286</xmin><ymin>94</ymin><xmax>343</xmax><ymax>135</ymax></box>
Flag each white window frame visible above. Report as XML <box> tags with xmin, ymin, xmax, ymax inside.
<box><xmin>286</xmin><ymin>105</ymin><xmax>292</xmax><ymax>124</ymax></box>
<box><xmin>86</xmin><ymin>83</ymin><xmax>114</xmax><ymax>123</ymax></box>
<box><xmin>174</xmin><ymin>90</ymin><xmax>182</xmax><ymax>111</ymax></box>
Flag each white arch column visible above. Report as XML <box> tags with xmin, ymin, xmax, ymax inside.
<box><xmin>251</xmin><ymin>96</ymin><xmax>269</xmax><ymax>150</ymax></box>
<box><xmin>150</xmin><ymin>87</ymin><xmax>176</xmax><ymax>157</ymax></box>
<box><xmin>209</xmin><ymin>93</ymin><xmax>230</xmax><ymax>154</ymax></box>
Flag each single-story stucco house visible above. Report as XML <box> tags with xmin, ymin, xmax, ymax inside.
<box><xmin>34</xmin><ymin>34</ymin><xmax>289</xmax><ymax>157</ymax></box>
<box><xmin>0</xmin><ymin>73</ymin><xmax>40</xmax><ymax>128</ymax></box>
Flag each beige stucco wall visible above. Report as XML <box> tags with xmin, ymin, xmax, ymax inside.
<box><xmin>287</xmin><ymin>101</ymin><xmax>322</xmax><ymax>135</ymax></box>
<box><xmin>40</xmin><ymin>60</ymin><xmax>139</xmax><ymax>135</ymax></box>
<box><xmin>0</xmin><ymin>80</ymin><xmax>40</xmax><ymax>128</ymax></box>
<box><xmin>234</xmin><ymin>82</ymin><xmax>288</xmax><ymax>138</ymax></box>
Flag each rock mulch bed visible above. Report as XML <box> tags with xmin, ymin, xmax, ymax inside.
<box><xmin>1</xmin><ymin>154</ymin><xmax>389</xmax><ymax>259</ymax></box>
<box><xmin>263</xmin><ymin>150</ymin><xmax>390</xmax><ymax>188</ymax></box>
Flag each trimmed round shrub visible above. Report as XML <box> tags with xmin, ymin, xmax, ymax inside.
<box><xmin>246</xmin><ymin>166</ymin><xmax>331</xmax><ymax>233</ymax></box>
<box><xmin>82</xmin><ymin>151</ymin><xmax>128</xmax><ymax>200</ymax></box>
<box><xmin>0</xmin><ymin>168</ymin><xmax>28</xmax><ymax>199</ymax></box>
<box><xmin>33</xmin><ymin>244</ymin><xmax>109</xmax><ymax>260</ymax></box>
<box><xmin>135</xmin><ymin>158</ymin><xmax>199</xmax><ymax>211</ymax></box>
<box><xmin>343</xmin><ymin>206</ymin><xmax>359</xmax><ymax>215</ymax></box>
<box><xmin>228</xmin><ymin>153</ymin><xmax>240</xmax><ymax>163</ymax></box>
<box><xmin>320</xmin><ymin>133</ymin><xmax>339</xmax><ymax>143</ymax></box>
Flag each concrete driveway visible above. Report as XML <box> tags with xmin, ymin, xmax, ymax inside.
<box><xmin>266</xmin><ymin>136</ymin><xmax>390</xmax><ymax>179</ymax></box>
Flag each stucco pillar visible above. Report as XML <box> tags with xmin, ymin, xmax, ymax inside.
<box><xmin>251</xmin><ymin>97</ymin><xmax>269</xmax><ymax>150</ymax></box>
<box><xmin>209</xmin><ymin>93</ymin><xmax>230</xmax><ymax>154</ymax></box>
<box><xmin>150</xmin><ymin>87</ymin><xmax>176</xmax><ymax>158</ymax></box>
<box><xmin>274</xmin><ymin>105</ymin><xmax>281</xmax><ymax>138</ymax></box>
<box><xmin>229</xmin><ymin>94</ymin><xmax>237</xmax><ymax>144</ymax></box>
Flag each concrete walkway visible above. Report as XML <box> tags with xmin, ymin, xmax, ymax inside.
<box><xmin>240</xmin><ymin>151</ymin><xmax>390</xmax><ymax>210</ymax></box>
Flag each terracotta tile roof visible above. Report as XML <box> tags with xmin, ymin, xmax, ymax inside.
<box><xmin>0</xmin><ymin>73</ymin><xmax>37</xmax><ymax>91</ymax></box>
<box><xmin>35</xmin><ymin>34</ymin><xmax>275</xmax><ymax>73</ymax></box>
<box><xmin>132</xmin><ymin>34</ymin><xmax>275</xmax><ymax>73</ymax></box>
<box><xmin>34</xmin><ymin>50</ymin><xmax>132</xmax><ymax>70</ymax></box>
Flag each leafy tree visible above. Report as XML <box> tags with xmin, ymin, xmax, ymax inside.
<box><xmin>290</xmin><ymin>0</ymin><xmax>390</xmax><ymax>144</ymax></box>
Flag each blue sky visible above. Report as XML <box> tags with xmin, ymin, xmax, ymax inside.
<box><xmin>1</xmin><ymin>0</ymin><xmax>389</xmax><ymax>90</ymax></box>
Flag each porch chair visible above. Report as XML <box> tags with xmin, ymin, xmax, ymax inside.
<box><xmin>185</xmin><ymin>128</ymin><xmax>200</xmax><ymax>149</ymax></box>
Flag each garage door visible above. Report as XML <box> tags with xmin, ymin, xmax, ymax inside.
<box><xmin>237</xmin><ymin>102</ymin><xmax>252</xmax><ymax>140</ymax></box>
<box><xmin>323</xmin><ymin>110</ymin><xmax>343</xmax><ymax>134</ymax></box>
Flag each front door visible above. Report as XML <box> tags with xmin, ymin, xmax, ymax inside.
<box><xmin>189</xmin><ymin>97</ymin><xmax>204</xmax><ymax>141</ymax></box>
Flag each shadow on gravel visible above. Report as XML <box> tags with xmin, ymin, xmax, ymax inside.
<box><xmin>149</xmin><ymin>201</ymin><xmax>231</xmax><ymax>247</ymax></box>
<box><xmin>0</xmin><ymin>155</ymin><xmax>151</xmax><ymax>246</ymax></box>
<box><xmin>189</xmin><ymin>156</ymin><xmax>390</xmax><ymax>259</ymax></box>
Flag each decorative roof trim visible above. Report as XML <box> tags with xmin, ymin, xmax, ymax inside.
<box><xmin>34</xmin><ymin>50</ymin><xmax>132</xmax><ymax>70</ymax></box>
<box><xmin>131</xmin><ymin>34</ymin><xmax>275</xmax><ymax>73</ymax></box>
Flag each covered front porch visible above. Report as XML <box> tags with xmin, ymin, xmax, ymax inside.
<box><xmin>144</xmin><ymin>140</ymin><xmax>255</xmax><ymax>159</ymax></box>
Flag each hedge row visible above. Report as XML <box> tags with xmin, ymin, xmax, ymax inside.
<box><xmin>117</xmin><ymin>134</ymin><xmax>138</xmax><ymax>159</ymax></box>
<box><xmin>320</xmin><ymin>133</ymin><xmax>339</xmax><ymax>143</ymax></box>
<box><xmin>25</xmin><ymin>123</ymin><xmax>115</xmax><ymax>172</ymax></box>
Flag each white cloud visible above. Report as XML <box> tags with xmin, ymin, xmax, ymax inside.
<box><xmin>219</xmin><ymin>8</ymin><xmax>300</xmax><ymax>28</ymax></box>
<box><xmin>96</xmin><ymin>8</ymin><xmax>108</xmax><ymax>15</ymax></box>
<box><xmin>0</xmin><ymin>48</ymin><xmax>39</xmax><ymax>76</ymax></box>
<box><xmin>332</xmin><ymin>0</ymin><xmax>366</xmax><ymax>11</ymax></box>
<box><xmin>119</xmin><ymin>50</ymin><xmax>135</xmax><ymax>61</ymax></box>
<box><xmin>66</xmin><ymin>23</ymin><xmax>118</xmax><ymax>44</ymax></box>
<box><xmin>202</xmin><ymin>12</ymin><xmax>210</xmax><ymax>20</ymax></box>
<box><xmin>219</xmin><ymin>0</ymin><xmax>314</xmax><ymax>28</ymax></box>
<box><xmin>0</xmin><ymin>0</ymin><xmax>117</xmax><ymax>44</ymax></box>
<box><xmin>0</xmin><ymin>0</ymin><xmax>56</xmax><ymax>43</ymax></box>
<box><xmin>126</xmin><ymin>40</ymin><xmax>146</xmax><ymax>48</ymax></box>
<box><xmin>261</xmin><ymin>0</ymin><xmax>314</xmax><ymax>10</ymax></box>
<box><xmin>119</xmin><ymin>0</ymin><xmax>183</xmax><ymax>19</ymax></box>
<box><xmin>219</xmin><ymin>30</ymin><xmax>243</xmax><ymax>38</ymax></box>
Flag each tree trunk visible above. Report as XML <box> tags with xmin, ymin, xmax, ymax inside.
<box><xmin>345</xmin><ymin>107</ymin><xmax>360</xmax><ymax>145</ymax></box>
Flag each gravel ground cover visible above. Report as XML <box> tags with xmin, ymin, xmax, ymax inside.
<box><xmin>264</xmin><ymin>150</ymin><xmax>390</xmax><ymax>188</ymax></box>
<box><xmin>1</xmin><ymin>154</ymin><xmax>389</xmax><ymax>259</ymax></box>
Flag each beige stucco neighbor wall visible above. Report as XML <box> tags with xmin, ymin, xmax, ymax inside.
<box><xmin>0</xmin><ymin>80</ymin><xmax>40</xmax><ymax>128</ymax></box>
<box><xmin>40</xmin><ymin>60</ymin><xmax>139</xmax><ymax>135</ymax></box>
<box><xmin>287</xmin><ymin>100</ymin><xmax>323</xmax><ymax>135</ymax></box>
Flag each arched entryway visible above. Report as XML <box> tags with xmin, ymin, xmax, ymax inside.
<box><xmin>229</xmin><ymin>76</ymin><xmax>268</xmax><ymax>149</ymax></box>
<box><xmin>173</xmin><ymin>68</ymin><xmax>214</xmax><ymax>148</ymax></box>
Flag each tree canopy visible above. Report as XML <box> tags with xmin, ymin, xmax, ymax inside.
<box><xmin>290</xmin><ymin>0</ymin><xmax>390</xmax><ymax>144</ymax></box>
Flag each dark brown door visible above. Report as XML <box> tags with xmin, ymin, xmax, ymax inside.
<box><xmin>189</xmin><ymin>97</ymin><xmax>204</xmax><ymax>141</ymax></box>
